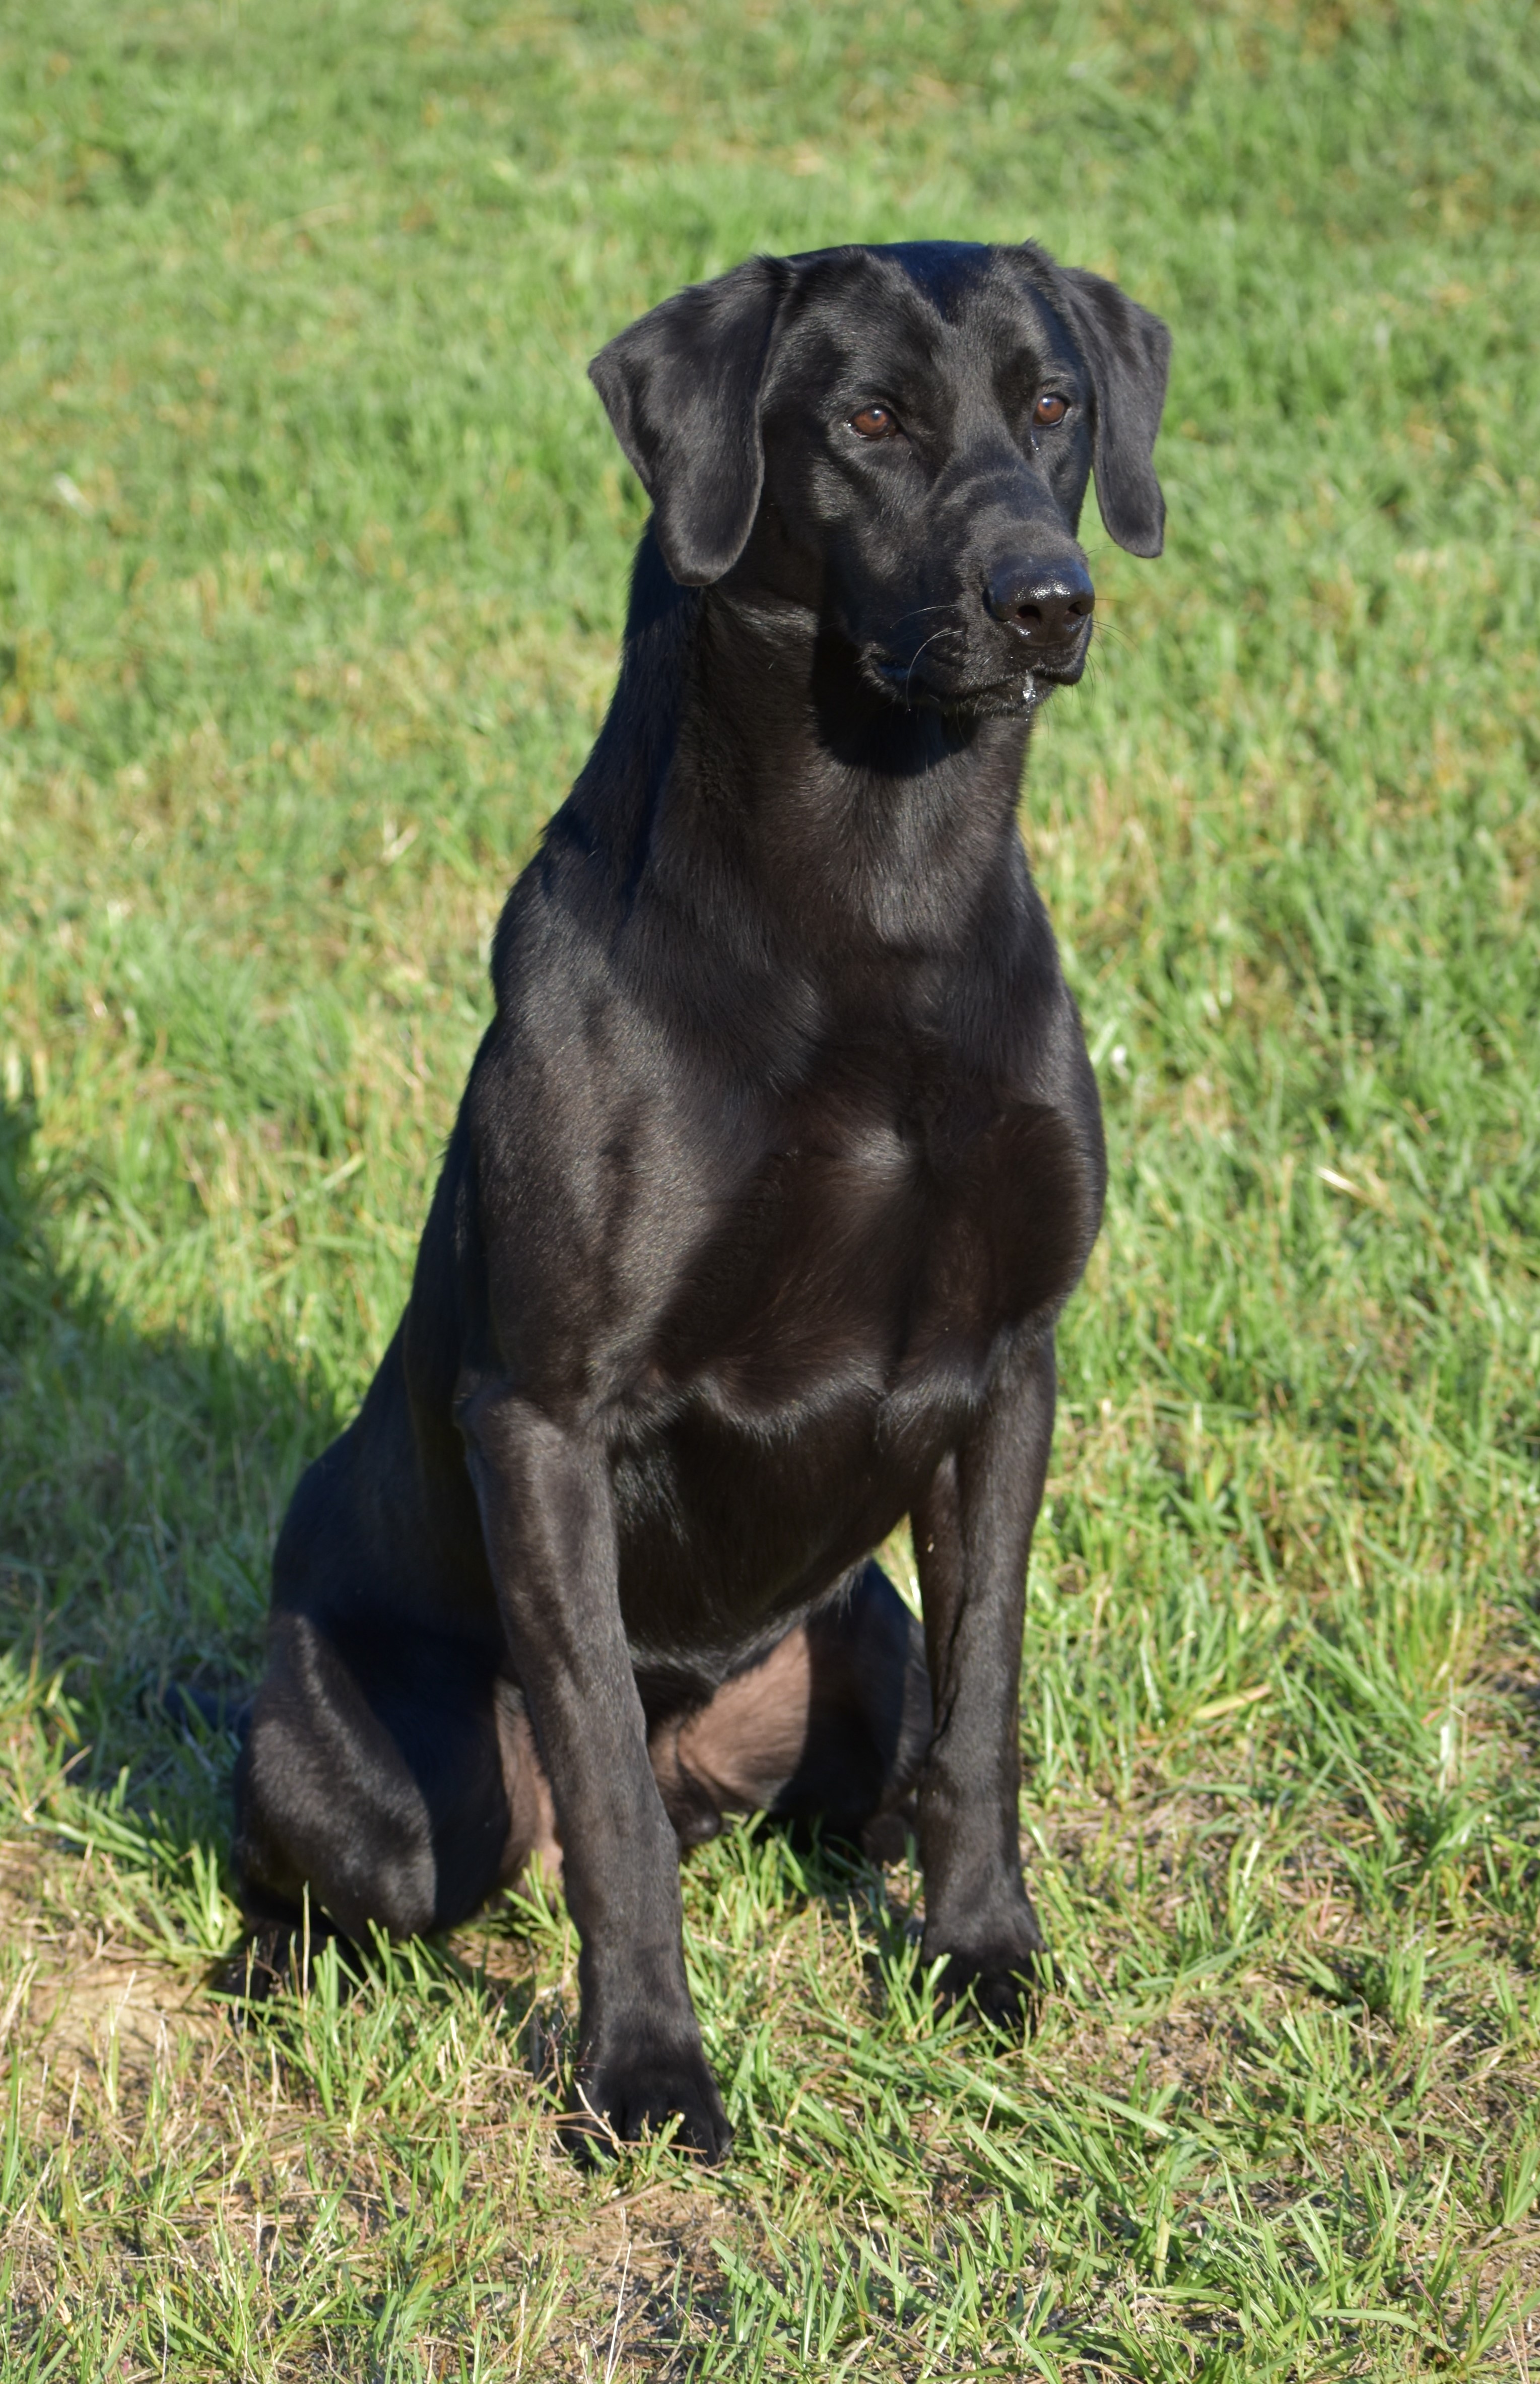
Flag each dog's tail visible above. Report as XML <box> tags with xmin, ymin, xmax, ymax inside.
<box><xmin>153</xmin><ymin>1681</ymin><xmax>253</xmax><ymax>1744</ymax></box>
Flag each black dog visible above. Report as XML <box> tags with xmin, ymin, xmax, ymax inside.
<box><xmin>233</xmin><ymin>240</ymin><xmax>1169</xmax><ymax>2160</ymax></box>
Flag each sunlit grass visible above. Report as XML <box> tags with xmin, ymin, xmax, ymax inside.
<box><xmin>2</xmin><ymin>0</ymin><xmax>1538</xmax><ymax>2374</ymax></box>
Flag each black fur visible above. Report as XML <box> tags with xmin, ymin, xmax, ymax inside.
<box><xmin>233</xmin><ymin>239</ymin><xmax>1169</xmax><ymax>2161</ymax></box>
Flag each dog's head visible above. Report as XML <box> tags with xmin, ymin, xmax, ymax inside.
<box><xmin>589</xmin><ymin>241</ymin><xmax>1170</xmax><ymax>717</ymax></box>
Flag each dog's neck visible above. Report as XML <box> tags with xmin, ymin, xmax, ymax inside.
<box><xmin>574</xmin><ymin>528</ymin><xmax>1039</xmax><ymax>959</ymax></box>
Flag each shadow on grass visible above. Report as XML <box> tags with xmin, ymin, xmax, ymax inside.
<box><xmin>0</xmin><ymin>1094</ymin><xmax>915</xmax><ymax>2013</ymax></box>
<box><xmin>0</xmin><ymin>1090</ymin><xmax>336</xmax><ymax>1867</ymax></box>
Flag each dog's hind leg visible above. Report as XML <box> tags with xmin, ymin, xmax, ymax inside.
<box><xmin>656</xmin><ymin>1559</ymin><xmax>932</xmax><ymax>1859</ymax></box>
<box><xmin>232</xmin><ymin>1607</ymin><xmax>553</xmax><ymax>1953</ymax></box>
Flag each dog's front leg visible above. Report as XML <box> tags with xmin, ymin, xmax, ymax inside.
<box><xmin>459</xmin><ymin>1387</ymin><xmax>731</xmax><ymax>2161</ymax></box>
<box><xmin>912</xmin><ymin>1330</ymin><xmax>1057</xmax><ymax>2027</ymax></box>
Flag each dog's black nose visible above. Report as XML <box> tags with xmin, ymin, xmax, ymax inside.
<box><xmin>984</xmin><ymin>558</ymin><xmax>1095</xmax><ymax>642</ymax></box>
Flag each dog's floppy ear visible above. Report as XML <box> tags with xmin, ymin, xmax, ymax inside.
<box><xmin>588</xmin><ymin>256</ymin><xmax>790</xmax><ymax>588</ymax></box>
<box><xmin>1052</xmin><ymin>266</ymin><xmax>1171</xmax><ymax>559</ymax></box>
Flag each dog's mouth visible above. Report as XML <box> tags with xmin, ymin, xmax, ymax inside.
<box><xmin>864</xmin><ymin>640</ymin><xmax>1088</xmax><ymax>717</ymax></box>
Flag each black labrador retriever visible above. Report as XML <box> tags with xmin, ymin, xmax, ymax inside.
<box><xmin>232</xmin><ymin>239</ymin><xmax>1169</xmax><ymax>2160</ymax></box>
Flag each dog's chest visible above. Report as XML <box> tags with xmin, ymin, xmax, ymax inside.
<box><xmin>650</xmin><ymin>1086</ymin><xmax>1091</xmax><ymax>1415</ymax></box>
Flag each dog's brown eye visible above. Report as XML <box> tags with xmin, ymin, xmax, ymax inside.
<box><xmin>849</xmin><ymin>404</ymin><xmax>900</xmax><ymax>440</ymax></box>
<box><xmin>1033</xmin><ymin>393</ymin><xmax>1069</xmax><ymax>427</ymax></box>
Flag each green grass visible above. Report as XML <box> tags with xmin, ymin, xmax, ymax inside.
<box><xmin>1</xmin><ymin>0</ymin><xmax>1538</xmax><ymax>2372</ymax></box>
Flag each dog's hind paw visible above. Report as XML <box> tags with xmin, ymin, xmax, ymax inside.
<box><xmin>210</xmin><ymin>1923</ymin><xmax>297</xmax><ymax>2007</ymax></box>
<box><xmin>566</xmin><ymin>2041</ymin><xmax>733</xmax><ymax>2166</ymax></box>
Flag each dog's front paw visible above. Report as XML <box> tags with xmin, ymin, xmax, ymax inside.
<box><xmin>929</xmin><ymin>1920</ymin><xmax>1055</xmax><ymax>2030</ymax></box>
<box><xmin>569</xmin><ymin>2039</ymin><xmax>732</xmax><ymax>2165</ymax></box>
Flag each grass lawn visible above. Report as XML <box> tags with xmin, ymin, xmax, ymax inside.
<box><xmin>2</xmin><ymin>0</ymin><xmax>1538</xmax><ymax>2373</ymax></box>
